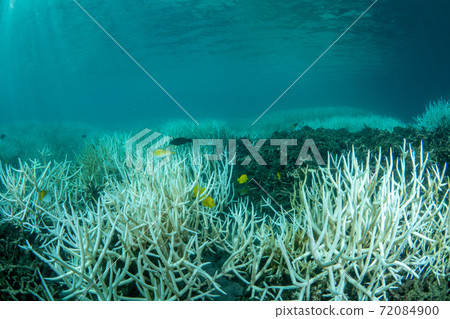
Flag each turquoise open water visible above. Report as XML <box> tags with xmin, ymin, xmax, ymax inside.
<box><xmin>1</xmin><ymin>0</ymin><xmax>449</xmax><ymax>126</ymax></box>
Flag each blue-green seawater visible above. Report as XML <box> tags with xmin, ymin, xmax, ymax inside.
<box><xmin>1</xmin><ymin>0</ymin><xmax>449</xmax><ymax>126</ymax></box>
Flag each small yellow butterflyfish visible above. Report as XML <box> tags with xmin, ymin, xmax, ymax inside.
<box><xmin>193</xmin><ymin>185</ymin><xmax>205</xmax><ymax>198</ymax></box>
<box><xmin>202</xmin><ymin>196</ymin><xmax>216</xmax><ymax>208</ymax></box>
<box><xmin>237</xmin><ymin>174</ymin><xmax>248</xmax><ymax>184</ymax></box>
<box><xmin>153</xmin><ymin>149</ymin><xmax>175</xmax><ymax>158</ymax></box>
<box><xmin>39</xmin><ymin>190</ymin><xmax>51</xmax><ymax>204</ymax></box>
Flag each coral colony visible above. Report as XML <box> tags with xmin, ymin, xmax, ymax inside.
<box><xmin>0</xmin><ymin>131</ymin><xmax>448</xmax><ymax>300</ymax></box>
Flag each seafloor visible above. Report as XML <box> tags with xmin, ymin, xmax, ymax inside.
<box><xmin>0</xmin><ymin>125</ymin><xmax>448</xmax><ymax>301</ymax></box>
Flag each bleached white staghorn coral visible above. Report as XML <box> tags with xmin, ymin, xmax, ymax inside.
<box><xmin>0</xmin><ymin>152</ymin><xmax>82</xmax><ymax>235</ymax></box>
<box><xmin>415</xmin><ymin>99</ymin><xmax>450</xmax><ymax>131</ymax></box>
<box><xmin>0</xmin><ymin>137</ymin><xmax>448</xmax><ymax>300</ymax></box>
<box><xmin>217</xmin><ymin>143</ymin><xmax>449</xmax><ymax>301</ymax></box>
<box><xmin>290</xmin><ymin>142</ymin><xmax>449</xmax><ymax>300</ymax></box>
<box><xmin>0</xmin><ymin>136</ymin><xmax>234</xmax><ymax>300</ymax></box>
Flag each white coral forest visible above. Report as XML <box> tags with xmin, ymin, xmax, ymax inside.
<box><xmin>0</xmin><ymin>135</ymin><xmax>448</xmax><ymax>300</ymax></box>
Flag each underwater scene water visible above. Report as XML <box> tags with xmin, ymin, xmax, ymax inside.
<box><xmin>0</xmin><ymin>0</ymin><xmax>449</xmax><ymax>301</ymax></box>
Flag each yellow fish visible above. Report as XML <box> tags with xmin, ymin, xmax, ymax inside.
<box><xmin>276</xmin><ymin>172</ymin><xmax>281</xmax><ymax>180</ymax></box>
<box><xmin>202</xmin><ymin>196</ymin><xmax>215</xmax><ymax>208</ymax></box>
<box><xmin>153</xmin><ymin>149</ymin><xmax>175</xmax><ymax>158</ymax></box>
<box><xmin>193</xmin><ymin>185</ymin><xmax>205</xmax><ymax>198</ymax></box>
<box><xmin>293</xmin><ymin>123</ymin><xmax>302</xmax><ymax>131</ymax></box>
<box><xmin>237</xmin><ymin>174</ymin><xmax>248</xmax><ymax>184</ymax></box>
<box><xmin>39</xmin><ymin>190</ymin><xmax>51</xmax><ymax>203</ymax></box>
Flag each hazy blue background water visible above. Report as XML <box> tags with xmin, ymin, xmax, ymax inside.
<box><xmin>1</xmin><ymin>0</ymin><xmax>449</xmax><ymax>127</ymax></box>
